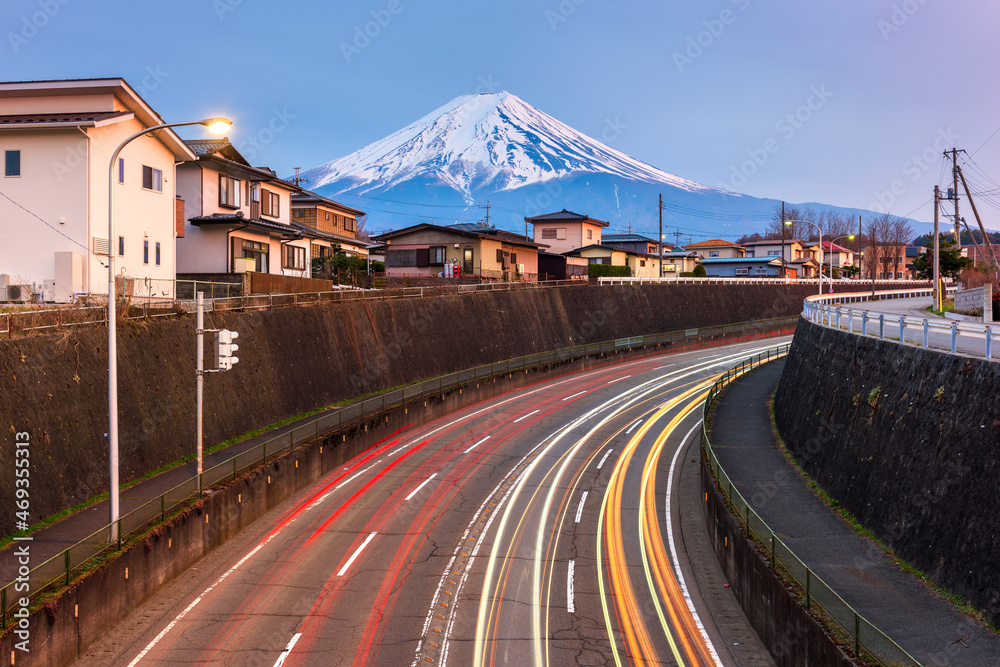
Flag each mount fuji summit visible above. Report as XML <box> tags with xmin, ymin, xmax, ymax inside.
<box><xmin>298</xmin><ymin>92</ymin><xmax>875</xmax><ymax>237</ymax></box>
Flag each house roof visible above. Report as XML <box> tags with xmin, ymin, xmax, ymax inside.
<box><xmin>603</xmin><ymin>233</ymin><xmax>657</xmax><ymax>243</ymax></box>
<box><xmin>700</xmin><ymin>257</ymin><xmax>782</xmax><ymax>264</ymax></box>
<box><xmin>819</xmin><ymin>240</ymin><xmax>854</xmax><ymax>253</ymax></box>
<box><xmin>662</xmin><ymin>251</ymin><xmax>700</xmax><ymax>259</ymax></box>
<box><xmin>373</xmin><ymin>222</ymin><xmax>543</xmax><ymax>248</ymax></box>
<box><xmin>561</xmin><ymin>244</ymin><xmax>624</xmax><ymax>256</ymax></box>
<box><xmin>683</xmin><ymin>239</ymin><xmax>742</xmax><ymax>248</ymax></box>
<box><xmin>788</xmin><ymin>257</ymin><xmax>819</xmax><ymax>266</ymax></box>
<box><xmin>525</xmin><ymin>209</ymin><xmax>610</xmax><ymax>227</ymax></box>
<box><xmin>289</xmin><ymin>220</ymin><xmax>366</xmax><ymax>247</ymax></box>
<box><xmin>0</xmin><ymin>111</ymin><xmax>135</xmax><ymax>128</ymax></box>
<box><xmin>291</xmin><ymin>189</ymin><xmax>365</xmax><ymax>216</ymax></box>
<box><xmin>741</xmin><ymin>239</ymin><xmax>805</xmax><ymax>246</ymax></box>
<box><xmin>188</xmin><ymin>212</ymin><xmax>300</xmax><ymax>239</ymax></box>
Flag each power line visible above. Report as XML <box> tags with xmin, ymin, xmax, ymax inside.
<box><xmin>0</xmin><ymin>190</ymin><xmax>94</xmax><ymax>256</ymax></box>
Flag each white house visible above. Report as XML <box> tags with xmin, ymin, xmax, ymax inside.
<box><xmin>0</xmin><ymin>78</ymin><xmax>196</xmax><ymax>301</ymax></box>
<box><xmin>176</xmin><ymin>139</ymin><xmax>309</xmax><ymax>278</ymax></box>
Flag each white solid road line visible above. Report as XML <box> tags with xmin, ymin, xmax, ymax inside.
<box><xmin>335</xmin><ymin>460</ymin><xmax>382</xmax><ymax>490</ymax></box>
<box><xmin>625</xmin><ymin>419</ymin><xmax>643</xmax><ymax>434</ymax></box>
<box><xmin>463</xmin><ymin>435</ymin><xmax>491</xmax><ymax>454</ymax></box>
<box><xmin>562</xmin><ymin>390</ymin><xmax>588</xmax><ymax>401</ymax></box>
<box><xmin>337</xmin><ymin>532</ymin><xmax>378</xmax><ymax>577</ymax></box>
<box><xmin>272</xmin><ymin>633</ymin><xmax>302</xmax><ymax>667</ymax></box>
<box><xmin>513</xmin><ymin>409</ymin><xmax>540</xmax><ymax>423</ymax></box>
<box><xmin>666</xmin><ymin>420</ymin><xmax>723</xmax><ymax>667</ymax></box>
<box><xmin>404</xmin><ymin>473</ymin><xmax>438</xmax><ymax>501</ymax></box>
<box><xmin>574</xmin><ymin>491</ymin><xmax>588</xmax><ymax>523</ymax></box>
<box><xmin>596</xmin><ymin>448</ymin><xmax>613</xmax><ymax>469</ymax></box>
<box><xmin>567</xmin><ymin>560</ymin><xmax>576</xmax><ymax>613</ymax></box>
<box><xmin>606</xmin><ymin>374</ymin><xmax>632</xmax><ymax>384</ymax></box>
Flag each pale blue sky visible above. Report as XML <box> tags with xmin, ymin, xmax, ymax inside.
<box><xmin>3</xmin><ymin>0</ymin><xmax>998</xmax><ymax>225</ymax></box>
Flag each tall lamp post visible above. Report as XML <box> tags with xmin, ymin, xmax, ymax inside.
<box><xmin>107</xmin><ymin>117</ymin><xmax>231</xmax><ymax>540</ymax></box>
<box><xmin>785</xmin><ymin>219</ymin><xmax>823</xmax><ymax>296</ymax></box>
<box><xmin>828</xmin><ymin>234</ymin><xmax>856</xmax><ymax>282</ymax></box>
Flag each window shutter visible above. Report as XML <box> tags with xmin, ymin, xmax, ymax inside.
<box><xmin>416</xmin><ymin>248</ymin><xmax>430</xmax><ymax>267</ymax></box>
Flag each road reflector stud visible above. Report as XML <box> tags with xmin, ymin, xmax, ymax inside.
<box><xmin>238</xmin><ymin>494</ymin><xmax>241</xmax><ymax>503</ymax></box>
<box><xmin>268</xmin><ymin>476</ymin><xmax>271</xmax><ymax>484</ymax></box>
<box><xmin>205</xmin><ymin>514</ymin><xmax>209</xmax><ymax>524</ymax></box>
<box><xmin>725</xmin><ymin>536</ymin><xmax>728</xmax><ymax>547</ymax></box>
<box><xmin>74</xmin><ymin>604</ymin><xmax>78</xmax><ymax>618</ymax></box>
<box><xmin>295</xmin><ymin>460</ymin><xmax>298</xmax><ymax>468</ymax></box>
<box><xmin>125</xmin><ymin>567</ymin><xmax>128</xmax><ymax>580</ymax></box>
<box><xmin>168</xmin><ymin>538</ymin><xmax>172</xmax><ymax>548</ymax></box>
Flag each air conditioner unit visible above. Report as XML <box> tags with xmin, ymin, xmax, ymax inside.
<box><xmin>517</xmin><ymin>263</ymin><xmax>525</xmax><ymax>274</ymax></box>
<box><xmin>4</xmin><ymin>284</ymin><xmax>32</xmax><ymax>302</ymax></box>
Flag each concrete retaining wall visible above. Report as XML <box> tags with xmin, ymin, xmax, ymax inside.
<box><xmin>774</xmin><ymin>318</ymin><xmax>1000</xmax><ymax>626</ymax></box>
<box><xmin>702</xmin><ymin>457</ymin><xmax>855</xmax><ymax>666</ymax></box>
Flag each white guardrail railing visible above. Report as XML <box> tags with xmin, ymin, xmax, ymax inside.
<box><xmin>598</xmin><ymin>277</ymin><xmax>932</xmax><ymax>286</ymax></box>
<box><xmin>802</xmin><ymin>287</ymin><xmax>1000</xmax><ymax>360</ymax></box>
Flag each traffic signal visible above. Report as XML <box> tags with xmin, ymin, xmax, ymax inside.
<box><xmin>216</xmin><ymin>329</ymin><xmax>240</xmax><ymax>371</ymax></box>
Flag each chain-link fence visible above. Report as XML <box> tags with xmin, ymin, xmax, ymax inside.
<box><xmin>702</xmin><ymin>348</ymin><xmax>921</xmax><ymax>666</ymax></box>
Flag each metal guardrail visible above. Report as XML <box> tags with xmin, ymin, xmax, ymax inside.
<box><xmin>802</xmin><ymin>287</ymin><xmax>998</xmax><ymax>360</ymax></box>
<box><xmin>701</xmin><ymin>346</ymin><xmax>921</xmax><ymax>666</ymax></box>
<box><xmin>0</xmin><ymin>315</ymin><xmax>797</xmax><ymax>628</ymax></box>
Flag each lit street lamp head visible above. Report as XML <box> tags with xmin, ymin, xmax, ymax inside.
<box><xmin>201</xmin><ymin>118</ymin><xmax>233</xmax><ymax>134</ymax></box>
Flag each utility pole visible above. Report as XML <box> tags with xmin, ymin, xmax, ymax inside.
<box><xmin>933</xmin><ymin>186</ymin><xmax>941</xmax><ymax>311</ymax></box>
<box><xmin>289</xmin><ymin>167</ymin><xmax>308</xmax><ymax>187</ymax></box>
<box><xmin>957</xmin><ymin>163</ymin><xmax>1000</xmax><ymax>279</ymax></box>
<box><xmin>946</xmin><ymin>148</ymin><xmax>961</xmax><ymax>244</ymax></box>
<box><xmin>479</xmin><ymin>201</ymin><xmax>491</xmax><ymax>227</ymax></box>
<box><xmin>658</xmin><ymin>194</ymin><xmax>664</xmax><ymax>278</ymax></box>
<box><xmin>781</xmin><ymin>201</ymin><xmax>786</xmax><ymax>279</ymax></box>
<box><xmin>674</xmin><ymin>228</ymin><xmax>682</xmax><ymax>248</ymax></box>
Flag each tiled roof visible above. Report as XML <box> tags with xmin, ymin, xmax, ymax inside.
<box><xmin>185</xmin><ymin>138</ymin><xmax>231</xmax><ymax>157</ymax></box>
<box><xmin>683</xmin><ymin>239</ymin><xmax>742</xmax><ymax>248</ymax></box>
<box><xmin>603</xmin><ymin>233</ymin><xmax>657</xmax><ymax>243</ymax></box>
<box><xmin>662</xmin><ymin>251</ymin><xmax>699</xmax><ymax>258</ymax></box>
<box><xmin>741</xmin><ymin>239</ymin><xmax>804</xmax><ymax>246</ymax></box>
<box><xmin>188</xmin><ymin>213</ymin><xmax>300</xmax><ymax>238</ymax></box>
<box><xmin>375</xmin><ymin>223</ymin><xmax>542</xmax><ymax>248</ymax></box>
<box><xmin>291</xmin><ymin>190</ymin><xmax>365</xmax><ymax>216</ymax></box>
<box><xmin>290</xmin><ymin>220</ymin><xmax>366</xmax><ymax>246</ymax></box>
<box><xmin>0</xmin><ymin>111</ymin><xmax>131</xmax><ymax>126</ymax></box>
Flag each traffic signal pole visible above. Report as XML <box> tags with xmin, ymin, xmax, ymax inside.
<box><xmin>196</xmin><ymin>292</ymin><xmax>205</xmax><ymax>489</ymax></box>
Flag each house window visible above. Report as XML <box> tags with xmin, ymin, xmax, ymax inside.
<box><xmin>343</xmin><ymin>216</ymin><xmax>356</xmax><ymax>232</ymax></box>
<box><xmin>735</xmin><ymin>268</ymin><xmax>749</xmax><ymax>275</ymax></box>
<box><xmin>542</xmin><ymin>228</ymin><xmax>557</xmax><ymax>239</ymax></box>
<box><xmin>640</xmin><ymin>259</ymin><xmax>646</xmax><ymax>267</ymax></box>
<box><xmin>143</xmin><ymin>240</ymin><xmax>149</xmax><ymax>264</ymax></box>
<box><xmin>238</xmin><ymin>239</ymin><xmax>269</xmax><ymax>272</ymax></box>
<box><xmin>219</xmin><ymin>175</ymin><xmax>240</xmax><ymax>208</ymax></box>
<box><xmin>324</xmin><ymin>212</ymin><xmax>330</xmax><ymax>220</ymax></box>
<box><xmin>429</xmin><ymin>246</ymin><xmax>446</xmax><ymax>264</ymax></box>
<box><xmin>766</xmin><ymin>250</ymin><xmax>780</xmax><ymax>256</ymax></box>
<box><xmin>510</xmin><ymin>253</ymin><xmax>517</xmax><ymax>265</ymax></box>
<box><xmin>292</xmin><ymin>209</ymin><xmax>304</xmax><ymax>218</ymax></box>
<box><xmin>709</xmin><ymin>251</ymin><xmax>720</xmax><ymax>258</ymax></box>
<box><xmin>5</xmin><ymin>150</ymin><xmax>20</xmax><ymax>177</ymax></box>
<box><xmin>142</xmin><ymin>166</ymin><xmax>162</xmax><ymax>192</ymax></box>
<box><xmin>755</xmin><ymin>266</ymin><xmax>767</xmax><ymax>275</ymax></box>
<box><xmin>118</xmin><ymin>236</ymin><xmax>125</xmax><ymax>256</ymax></box>
<box><xmin>283</xmin><ymin>245</ymin><xmax>306</xmax><ymax>270</ymax></box>
<box><xmin>155</xmin><ymin>242</ymin><xmax>161</xmax><ymax>266</ymax></box>
<box><xmin>118</xmin><ymin>158</ymin><xmax>124</xmax><ymax>184</ymax></box>
<box><xmin>587</xmin><ymin>229</ymin><xmax>593</xmax><ymax>240</ymax></box>
<box><xmin>261</xmin><ymin>190</ymin><xmax>280</xmax><ymax>217</ymax></box>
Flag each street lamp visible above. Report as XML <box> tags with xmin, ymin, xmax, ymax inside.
<box><xmin>784</xmin><ymin>219</ymin><xmax>823</xmax><ymax>295</ymax></box>
<box><xmin>106</xmin><ymin>117</ymin><xmax>231</xmax><ymax>540</ymax></box>
<box><xmin>828</xmin><ymin>234</ymin><xmax>856</xmax><ymax>281</ymax></box>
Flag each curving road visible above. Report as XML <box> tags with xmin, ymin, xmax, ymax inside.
<box><xmin>78</xmin><ymin>338</ymin><xmax>788</xmax><ymax>667</ymax></box>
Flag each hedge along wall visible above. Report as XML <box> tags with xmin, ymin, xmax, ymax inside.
<box><xmin>0</xmin><ymin>283</ymin><xmax>863</xmax><ymax>538</ymax></box>
<box><xmin>774</xmin><ymin>318</ymin><xmax>1000</xmax><ymax>626</ymax></box>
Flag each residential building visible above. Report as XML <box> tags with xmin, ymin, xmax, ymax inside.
<box><xmin>683</xmin><ymin>239</ymin><xmax>745</xmax><ymax>259</ymax></box>
<box><xmin>373</xmin><ymin>222</ymin><xmax>542</xmax><ymax>281</ymax></box>
<box><xmin>819</xmin><ymin>240</ymin><xmax>856</xmax><ymax>269</ymax></box>
<box><xmin>176</xmin><ymin>139</ymin><xmax>308</xmax><ymax>277</ymax></box>
<box><xmin>700</xmin><ymin>257</ymin><xmax>784</xmax><ymax>277</ymax></box>
<box><xmin>290</xmin><ymin>190</ymin><xmax>368</xmax><ymax>259</ymax></box>
<box><xmin>538</xmin><ymin>252</ymin><xmax>589</xmax><ymax>280</ymax></box>
<box><xmin>660</xmin><ymin>250</ymin><xmax>701</xmax><ymax>275</ymax></box>
<box><xmin>862</xmin><ymin>243</ymin><xmax>911</xmax><ymax>279</ymax></box>
<box><xmin>602</xmin><ymin>233</ymin><xmax>660</xmax><ymax>255</ymax></box>
<box><xmin>0</xmin><ymin>78</ymin><xmax>196</xmax><ymax>301</ymax></box>
<box><xmin>961</xmin><ymin>243</ymin><xmax>1000</xmax><ymax>269</ymax></box>
<box><xmin>526</xmin><ymin>209</ymin><xmax>609</xmax><ymax>254</ymax></box>
<box><xmin>743</xmin><ymin>239</ymin><xmax>819</xmax><ymax>278</ymax></box>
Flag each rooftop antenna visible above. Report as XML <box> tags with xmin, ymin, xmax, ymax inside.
<box><xmin>290</xmin><ymin>167</ymin><xmax>309</xmax><ymax>187</ymax></box>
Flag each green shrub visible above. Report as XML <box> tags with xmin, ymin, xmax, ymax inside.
<box><xmin>587</xmin><ymin>264</ymin><xmax>632</xmax><ymax>278</ymax></box>
<box><xmin>692</xmin><ymin>264</ymin><xmax>707</xmax><ymax>277</ymax></box>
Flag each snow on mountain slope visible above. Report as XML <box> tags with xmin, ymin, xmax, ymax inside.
<box><xmin>300</xmin><ymin>92</ymin><xmax>713</xmax><ymax>203</ymax></box>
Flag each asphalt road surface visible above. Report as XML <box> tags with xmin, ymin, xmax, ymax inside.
<box><xmin>78</xmin><ymin>339</ymin><xmax>788</xmax><ymax>667</ymax></box>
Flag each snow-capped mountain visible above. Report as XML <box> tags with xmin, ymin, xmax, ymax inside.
<box><xmin>299</xmin><ymin>92</ymin><xmax>921</xmax><ymax>238</ymax></box>
<box><xmin>303</xmin><ymin>91</ymin><xmax>711</xmax><ymax>202</ymax></box>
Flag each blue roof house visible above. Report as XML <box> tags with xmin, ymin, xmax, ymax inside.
<box><xmin>699</xmin><ymin>257</ymin><xmax>784</xmax><ymax>277</ymax></box>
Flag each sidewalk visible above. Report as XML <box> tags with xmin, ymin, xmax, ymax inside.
<box><xmin>0</xmin><ymin>405</ymin><xmax>332</xmax><ymax>587</ymax></box>
<box><xmin>710</xmin><ymin>360</ymin><xmax>1000</xmax><ymax>666</ymax></box>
